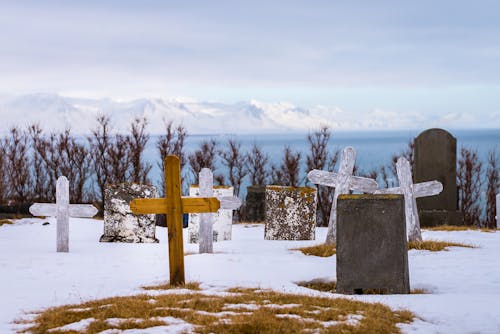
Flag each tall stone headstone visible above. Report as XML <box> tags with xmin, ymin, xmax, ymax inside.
<box><xmin>188</xmin><ymin>185</ymin><xmax>235</xmax><ymax>243</ymax></box>
<box><xmin>336</xmin><ymin>194</ymin><xmax>410</xmax><ymax>295</ymax></box>
<box><xmin>245</xmin><ymin>185</ymin><xmax>266</xmax><ymax>222</ymax></box>
<box><xmin>100</xmin><ymin>183</ymin><xmax>159</xmax><ymax>243</ymax></box>
<box><xmin>264</xmin><ymin>186</ymin><xmax>317</xmax><ymax>240</ymax></box>
<box><xmin>414</xmin><ymin>128</ymin><xmax>463</xmax><ymax>226</ymax></box>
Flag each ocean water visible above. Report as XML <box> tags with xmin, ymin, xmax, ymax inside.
<box><xmin>144</xmin><ymin>129</ymin><xmax>500</xmax><ymax>195</ymax></box>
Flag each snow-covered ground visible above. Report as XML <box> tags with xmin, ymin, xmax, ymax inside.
<box><xmin>1</xmin><ymin>218</ymin><xmax>499</xmax><ymax>333</ymax></box>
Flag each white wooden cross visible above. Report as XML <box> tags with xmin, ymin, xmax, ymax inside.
<box><xmin>307</xmin><ymin>146</ymin><xmax>378</xmax><ymax>245</ymax></box>
<box><xmin>375</xmin><ymin>157</ymin><xmax>443</xmax><ymax>242</ymax></box>
<box><xmin>29</xmin><ymin>176</ymin><xmax>98</xmax><ymax>252</ymax></box>
<box><xmin>496</xmin><ymin>193</ymin><xmax>499</xmax><ymax>229</ymax></box>
<box><xmin>198</xmin><ymin>168</ymin><xmax>242</xmax><ymax>253</ymax></box>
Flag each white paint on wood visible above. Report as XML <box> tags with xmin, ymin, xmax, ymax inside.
<box><xmin>496</xmin><ymin>193</ymin><xmax>500</xmax><ymax>229</ymax></box>
<box><xmin>307</xmin><ymin>146</ymin><xmax>378</xmax><ymax>245</ymax></box>
<box><xmin>198</xmin><ymin>168</ymin><xmax>214</xmax><ymax>254</ymax></box>
<box><xmin>374</xmin><ymin>157</ymin><xmax>443</xmax><ymax>242</ymax></box>
<box><xmin>28</xmin><ymin>176</ymin><xmax>98</xmax><ymax>253</ymax></box>
<box><xmin>57</xmin><ymin>176</ymin><xmax>70</xmax><ymax>252</ymax></box>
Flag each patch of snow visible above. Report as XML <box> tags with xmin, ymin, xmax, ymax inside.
<box><xmin>48</xmin><ymin>318</ymin><xmax>95</xmax><ymax>332</ymax></box>
<box><xmin>223</xmin><ymin>303</ymin><xmax>260</xmax><ymax>311</ymax></box>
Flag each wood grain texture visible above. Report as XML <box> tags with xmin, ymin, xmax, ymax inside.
<box><xmin>56</xmin><ymin>176</ymin><xmax>70</xmax><ymax>253</ymax></box>
<box><xmin>307</xmin><ymin>147</ymin><xmax>378</xmax><ymax>245</ymax></box>
<box><xmin>374</xmin><ymin>157</ymin><xmax>443</xmax><ymax>242</ymax></box>
<box><xmin>198</xmin><ymin>168</ymin><xmax>214</xmax><ymax>254</ymax></box>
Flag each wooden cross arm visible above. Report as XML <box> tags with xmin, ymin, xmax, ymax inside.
<box><xmin>349</xmin><ymin>176</ymin><xmax>378</xmax><ymax>193</ymax></box>
<box><xmin>375</xmin><ymin>180</ymin><xmax>442</xmax><ymax>198</ymax></box>
<box><xmin>307</xmin><ymin>169</ymin><xmax>377</xmax><ymax>193</ymax></box>
<box><xmin>307</xmin><ymin>169</ymin><xmax>338</xmax><ymax>187</ymax></box>
<box><xmin>130</xmin><ymin>197</ymin><xmax>221</xmax><ymax>215</ymax></box>
<box><xmin>29</xmin><ymin>203</ymin><xmax>98</xmax><ymax>218</ymax></box>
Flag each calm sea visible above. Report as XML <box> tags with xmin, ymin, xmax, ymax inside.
<box><xmin>144</xmin><ymin>129</ymin><xmax>500</xmax><ymax>194</ymax></box>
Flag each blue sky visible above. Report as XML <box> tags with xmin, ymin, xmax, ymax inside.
<box><xmin>0</xmin><ymin>1</ymin><xmax>499</xmax><ymax>128</ymax></box>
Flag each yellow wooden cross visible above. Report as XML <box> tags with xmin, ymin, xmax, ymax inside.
<box><xmin>130</xmin><ymin>155</ymin><xmax>221</xmax><ymax>285</ymax></box>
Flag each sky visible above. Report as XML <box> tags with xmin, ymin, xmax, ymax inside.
<box><xmin>0</xmin><ymin>0</ymin><xmax>499</xmax><ymax>129</ymax></box>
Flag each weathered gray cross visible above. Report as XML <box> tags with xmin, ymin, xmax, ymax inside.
<box><xmin>29</xmin><ymin>176</ymin><xmax>99</xmax><ymax>252</ymax></box>
<box><xmin>374</xmin><ymin>157</ymin><xmax>442</xmax><ymax>242</ymax></box>
<box><xmin>197</xmin><ymin>168</ymin><xmax>242</xmax><ymax>253</ymax></box>
<box><xmin>307</xmin><ymin>146</ymin><xmax>378</xmax><ymax>245</ymax></box>
<box><xmin>496</xmin><ymin>193</ymin><xmax>499</xmax><ymax>229</ymax></box>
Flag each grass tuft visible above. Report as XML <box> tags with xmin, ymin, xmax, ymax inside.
<box><xmin>0</xmin><ymin>219</ymin><xmax>14</xmax><ymax>226</ymax></box>
<box><xmin>141</xmin><ymin>281</ymin><xmax>201</xmax><ymax>291</ymax></box>
<box><xmin>17</xmin><ymin>287</ymin><xmax>414</xmax><ymax>334</ymax></box>
<box><xmin>408</xmin><ymin>240</ymin><xmax>475</xmax><ymax>252</ymax></box>
<box><xmin>424</xmin><ymin>225</ymin><xmax>498</xmax><ymax>232</ymax></box>
<box><xmin>298</xmin><ymin>279</ymin><xmax>430</xmax><ymax>295</ymax></box>
<box><xmin>292</xmin><ymin>243</ymin><xmax>336</xmax><ymax>257</ymax></box>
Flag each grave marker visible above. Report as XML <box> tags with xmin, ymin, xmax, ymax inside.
<box><xmin>496</xmin><ymin>193</ymin><xmax>499</xmax><ymax>228</ymax></box>
<box><xmin>130</xmin><ymin>156</ymin><xmax>235</xmax><ymax>285</ymax></box>
<box><xmin>307</xmin><ymin>147</ymin><xmax>378</xmax><ymax>244</ymax></box>
<box><xmin>336</xmin><ymin>194</ymin><xmax>410</xmax><ymax>295</ymax></box>
<box><xmin>264</xmin><ymin>186</ymin><xmax>317</xmax><ymax>240</ymax></box>
<box><xmin>375</xmin><ymin>157</ymin><xmax>443</xmax><ymax>242</ymax></box>
<box><xmin>29</xmin><ymin>176</ymin><xmax>98</xmax><ymax>252</ymax></box>
<box><xmin>414</xmin><ymin>128</ymin><xmax>463</xmax><ymax>226</ymax></box>
<box><xmin>191</xmin><ymin>168</ymin><xmax>242</xmax><ymax>253</ymax></box>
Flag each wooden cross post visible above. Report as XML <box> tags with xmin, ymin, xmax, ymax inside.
<box><xmin>375</xmin><ymin>157</ymin><xmax>443</xmax><ymax>242</ymax></box>
<box><xmin>496</xmin><ymin>193</ymin><xmax>499</xmax><ymax>229</ymax></box>
<box><xmin>198</xmin><ymin>168</ymin><xmax>242</xmax><ymax>254</ymax></box>
<box><xmin>307</xmin><ymin>147</ymin><xmax>378</xmax><ymax>245</ymax></box>
<box><xmin>130</xmin><ymin>156</ymin><xmax>223</xmax><ymax>285</ymax></box>
<box><xmin>29</xmin><ymin>176</ymin><xmax>99</xmax><ymax>252</ymax></box>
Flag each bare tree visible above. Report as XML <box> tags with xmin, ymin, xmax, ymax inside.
<box><xmin>457</xmin><ymin>146</ymin><xmax>483</xmax><ymax>226</ymax></box>
<box><xmin>4</xmin><ymin>127</ymin><xmax>32</xmax><ymax>205</ymax></box>
<box><xmin>245</xmin><ymin>143</ymin><xmax>269</xmax><ymax>186</ymax></box>
<box><xmin>306</xmin><ymin>126</ymin><xmax>340</xmax><ymax>226</ymax></box>
<box><xmin>88</xmin><ymin>115</ymin><xmax>113</xmax><ymax>204</ymax></box>
<box><xmin>271</xmin><ymin>146</ymin><xmax>301</xmax><ymax>187</ymax></box>
<box><xmin>220</xmin><ymin>139</ymin><xmax>247</xmax><ymax>197</ymax></box>
<box><xmin>28</xmin><ymin>124</ymin><xmax>50</xmax><ymax>202</ymax></box>
<box><xmin>485</xmin><ymin>148</ymin><xmax>499</xmax><ymax>228</ymax></box>
<box><xmin>388</xmin><ymin>139</ymin><xmax>414</xmax><ymax>186</ymax></box>
<box><xmin>127</xmin><ymin>117</ymin><xmax>152</xmax><ymax>184</ymax></box>
<box><xmin>156</xmin><ymin>120</ymin><xmax>188</xmax><ymax>194</ymax></box>
<box><xmin>107</xmin><ymin>134</ymin><xmax>131</xmax><ymax>185</ymax></box>
<box><xmin>0</xmin><ymin>139</ymin><xmax>7</xmax><ymax>203</ymax></box>
<box><xmin>188</xmin><ymin>139</ymin><xmax>218</xmax><ymax>184</ymax></box>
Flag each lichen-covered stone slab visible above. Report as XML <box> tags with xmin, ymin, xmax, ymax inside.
<box><xmin>264</xmin><ymin>186</ymin><xmax>317</xmax><ymax>240</ymax></box>
<box><xmin>100</xmin><ymin>183</ymin><xmax>158</xmax><ymax>243</ymax></box>
<box><xmin>188</xmin><ymin>186</ymin><xmax>234</xmax><ymax>243</ymax></box>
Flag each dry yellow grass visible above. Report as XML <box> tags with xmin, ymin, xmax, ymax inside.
<box><xmin>292</xmin><ymin>243</ymin><xmax>336</xmax><ymax>257</ymax></box>
<box><xmin>424</xmin><ymin>225</ymin><xmax>497</xmax><ymax>232</ymax></box>
<box><xmin>298</xmin><ymin>279</ymin><xmax>429</xmax><ymax>295</ymax></box>
<box><xmin>0</xmin><ymin>219</ymin><xmax>13</xmax><ymax>226</ymax></box>
<box><xmin>408</xmin><ymin>240</ymin><xmax>475</xmax><ymax>251</ymax></box>
<box><xmin>16</xmin><ymin>287</ymin><xmax>414</xmax><ymax>334</ymax></box>
<box><xmin>141</xmin><ymin>281</ymin><xmax>201</xmax><ymax>291</ymax></box>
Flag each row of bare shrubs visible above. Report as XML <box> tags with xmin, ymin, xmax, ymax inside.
<box><xmin>0</xmin><ymin>115</ymin><xmax>498</xmax><ymax>227</ymax></box>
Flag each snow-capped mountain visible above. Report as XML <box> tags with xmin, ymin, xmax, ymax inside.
<box><xmin>0</xmin><ymin>93</ymin><xmax>339</xmax><ymax>135</ymax></box>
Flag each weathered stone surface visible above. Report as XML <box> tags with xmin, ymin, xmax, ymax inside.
<box><xmin>245</xmin><ymin>185</ymin><xmax>266</xmax><ymax>222</ymax></box>
<box><xmin>336</xmin><ymin>194</ymin><xmax>410</xmax><ymax>295</ymax></box>
<box><xmin>264</xmin><ymin>186</ymin><xmax>317</xmax><ymax>240</ymax></box>
<box><xmin>414</xmin><ymin>128</ymin><xmax>463</xmax><ymax>226</ymax></box>
<box><xmin>188</xmin><ymin>185</ymin><xmax>234</xmax><ymax>243</ymax></box>
<box><xmin>100</xmin><ymin>183</ymin><xmax>158</xmax><ymax>243</ymax></box>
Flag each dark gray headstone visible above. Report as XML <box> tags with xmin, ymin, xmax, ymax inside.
<box><xmin>100</xmin><ymin>183</ymin><xmax>159</xmax><ymax>243</ymax></box>
<box><xmin>414</xmin><ymin>128</ymin><xmax>463</xmax><ymax>226</ymax></box>
<box><xmin>264</xmin><ymin>186</ymin><xmax>317</xmax><ymax>240</ymax></box>
<box><xmin>245</xmin><ymin>185</ymin><xmax>266</xmax><ymax>222</ymax></box>
<box><xmin>336</xmin><ymin>194</ymin><xmax>410</xmax><ymax>295</ymax></box>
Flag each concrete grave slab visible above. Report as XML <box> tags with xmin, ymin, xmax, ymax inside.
<box><xmin>336</xmin><ymin>194</ymin><xmax>410</xmax><ymax>295</ymax></box>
